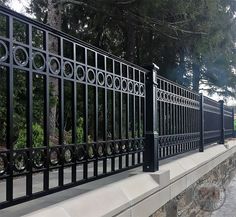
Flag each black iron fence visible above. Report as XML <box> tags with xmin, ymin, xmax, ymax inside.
<box><xmin>0</xmin><ymin>6</ymin><xmax>145</xmax><ymax>209</ymax></box>
<box><xmin>0</xmin><ymin>6</ymin><xmax>234</xmax><ymax>209</ymax></box>
<box><xmin>143</xmin><ymin>65</ymin><xmax>234</xmax><ymax>172</ymax></box>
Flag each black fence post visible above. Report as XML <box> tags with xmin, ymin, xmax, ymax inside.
<box><xmin>199</xmin><ymin>94</ymin><xmax>204</xmax><ymax>152</ymax></box>
<box><xmin>219</xmin><ymin>100</ymin><xmax>225</xmax><ymax>144</ymax></box>
<box><xmin>143</xmin><ymin>64</ymin><xmax>159</xmax><ymax>172</ymax></box>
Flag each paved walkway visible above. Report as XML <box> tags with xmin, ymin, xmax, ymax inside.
<box><xmin>211</xmin><ymin>175</ymin><xmax>236</xmax><ymax>217</ymax></box>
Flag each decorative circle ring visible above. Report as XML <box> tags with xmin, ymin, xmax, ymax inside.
<box><xmin>128</xmin><ymin>81</ymin><xmax>134</xmax><ymax>93</ymax></box>
<box><xmin>161</xmin><ymin>92</ymin><xmax>164</xmax><ymax>99</ymax></box>
<box><xmin>87</xmin><ymin>144</ymin><xmax>95</xmax><ymax>159</ymax></box>
<box><xmin>49</xmin><ymin>149</ymin><xmax>60</xmax><ymax>166</ymax></box>
<box><xmin>87</xmin><ymin>69</ymin><xmax>96</xmax><ymax>84</ymax></box>
<box><xmin>121</xmin><ymin>142</ymin><xmax>127</xmax><ymax>153</ymax></box>
<box><xmin>106</xmin><ymin>74</ymin><xmax>113</xmax><ymax>88</ymax></box>
<box><xmin>97</xmin><ymin>143</ymin><xmax>104</xmax><ymax>157</ymax></box>
<box><xmin>114</xmin><ymin>143</ymin><xmax>120</xmax><ymax>154</ymax></box>
<box><xmin>76</xmin><ymin>145</ymin><xmax>86</xmax><ymax>161</ymax></box>
<box><xmin>32</xmin><ymin>52</ymin><xmax>46</xmax><ymax>71</ymax></box>
<box><xmin>0</xmin><ymin>154</ymin><xmax>7</xmax><ymax>175</ymax></box>
<box><xmin>122</xmin><ymin>79</ymin><xmax>128</xmax><ymax>91</ymax></box>
<box><xmin>49</xmin><ymin>57</ymin><xmax>60</xmax><ymax>75</ymax></box>
<box><xmin>63</xmin><ymin>61</ymin><xmax>74</xmax><ymax>78</ymax></box>
<box><xmin>140</xmin><ymin>84</ymin><xmax>144</xmax><ymax>95</ymax></box>
<box><xmin>76</xmin><ymin>65</ymin><xmax>85</xmax><ymax>81</ymax></box>
<box><xmin>167</xmin><ymin>94</ymin><xmax>171</xmax><ymax>101</ymax></box>
<box><xmin>134</xmin><ymin>83</ymin><xmax>139</xmax><ymax>94</ymax></box>
<box><xmin>13</xmin><ymin>46</ymin><xmax>29</xmax><ymax>67</ymax></box>
<box><xmin>97</xmin><ymin>71</ymin><xmax>105</xmax><ymax>86</ymax></box>
<box><xmin>64</xmin><ymin>147</ymin><xmax>73</xmax><ymax>163</ymax></box>
<box><xmin>32</xmin><ymin>150</ymin><xmax>45</xmax><ymax>169</ymax></box>
<box><xmin>106</xmin><ymin>143</ymin><xmax>113</xmax><ymax>156</ymax></box>
<box><xmin>0</xmin><ymin>40</ymin><xmax>8</xmax><ymax>62</ymax></box>
<box><xmin>164</xmin><ymin>93</ymin><xmax>167</xmax><ymax>100</ymax></box>
<box><xmin>114</xmin><ymin>77</ymin><xmax>121</xmax><ymax>90</ymax></box>
<box><xmin>13</xmin><ymin>152</ymin><xmax>27</xmax><ymax>172</ymax></box>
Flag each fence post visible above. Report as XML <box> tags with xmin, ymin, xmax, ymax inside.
<box><xmin>219</xmin><ymin>100</ymin><xmax>225</xmax><ymax>144</ymax></box>
<box><xmin>199</xmin><ymin>94</ymin><xmax>204</xmax><ymax>152</ymax></box>
<box><xmin>143</xmin><ymin>64</ymin><xmax>159</xmax><ymax>172</ymax></box>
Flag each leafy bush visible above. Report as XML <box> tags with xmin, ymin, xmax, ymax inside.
<box><xmin>15</xmin><ymin>123</ymin><xmax>44</xmax><ymax>149</ymax></box>
<box><xmin>14</xmin><ymin>128</ymin><xmax>27</xmax><ymax>149</ymax></box>
<box><xmin>77</xmin><ymin>117</ymin><xmax>84</xmax><ymax>143</ymax></box>
<box><xmin>32</xmin><ymin>123</ymin><xmax>44</xmax><ymax>147</ymax></box>
<box><xmin>15</xmin><ymin>118</ymin><xmax>85</xmax><ymax>148</ymax></box>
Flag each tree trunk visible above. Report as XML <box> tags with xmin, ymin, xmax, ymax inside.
<box><xmin>124</xmin><ymin>16</ymin><xmax>136</xmax><ymax>62</ymax></box>
<box><xmin>47</xmin><ymin>0</ymin><xmax>62</xmax><ymax>140</ymax></box>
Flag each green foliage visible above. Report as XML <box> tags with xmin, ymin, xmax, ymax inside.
<box><xmin>15</xmin><ymin>124</ymin><xmax>44</xmax><ymax>149</ymax></box>
<box><xmin>32</xmin><ymin>123</ymin><xmax>44</xmax><ymax>147</ymax></box>
<box><xmin>24</xmin><ymin>0</ymin><xmax>236</xmax><ymax>98</ymax></box>
<box><xmin>77</xmin><ymin>117</ymin><xmax>84</xmax><ymax>143</ymax></box>
<box><xmin>234</xmin><ymin>120</ymin><xmax>236</xmax><ymax>130</ymax></box>
<box><xmin>15</xmin><ymin>128</ymin><xmax>27</xmax><ymax>149</ymax></box>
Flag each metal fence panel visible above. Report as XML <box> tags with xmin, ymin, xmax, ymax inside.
<box><xmin>0</xmin><ymin>6</ymin><xmax>145</xmax><ymax>209</ymax></box>
<box><xmin>203</xmin><ymin>96</ymin><xmax>221</xmax><ymax>144</ymax></box>
<box><xmin>155</xmin><ymin>75</ymin><xmax>200</xmax><ymax>160</ymax></box>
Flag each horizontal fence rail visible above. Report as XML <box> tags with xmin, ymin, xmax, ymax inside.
<box><xmin>0</xmin><ymin>6</ymin><xmax>146</xmax><ymax>209</ymax></box>
<box><xmin>0</xmin><ymin>6</ymin><xmax>234</xmax><ymax>209</ymax></box>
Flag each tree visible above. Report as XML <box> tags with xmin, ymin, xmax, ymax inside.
<box><xmin>1</xmin><ymin>0</ymin><xmax>236</xmax><ymax>149</ymax></box>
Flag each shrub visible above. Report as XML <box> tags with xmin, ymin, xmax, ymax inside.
<box><xmin>15</xmin><ymin>123</ymin><xmax>44</xmax><ymax>149</ymax></box>
<box><xmin>76</xmin><ymin>117</ymin><xmax>84</xmax><ymax>143</ymax></box>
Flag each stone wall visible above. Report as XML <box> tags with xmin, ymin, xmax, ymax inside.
<box><xmin>150</xmin><ymin>152</ymin><xmax>236</xmax><ymax>217</ymax></box>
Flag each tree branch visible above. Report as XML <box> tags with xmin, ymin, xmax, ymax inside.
<box><xmin>115</xmin><ymin>0</ymin><xmax>137</xmax><ymax>5</ymax></box>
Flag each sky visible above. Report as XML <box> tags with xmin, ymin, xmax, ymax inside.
<box><xmin>9</xmin><ymin>0</ymin><xmax>29</xmax><ymax>14</ymax></box>
<box><xmin>8</xmin><ymin>0</ymin><xmax>236</xmax><ymax>106</ymax></box>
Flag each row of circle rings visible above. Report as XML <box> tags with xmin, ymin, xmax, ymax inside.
<box><xmin>77</xmin><ymin>67</ymin><xmax>145</xmax><ymax>94</ymax></box>
<box><xmin>0</xmin><ymin>148</ymin><xmax>74</xmax><ymax>175</ymax></box>
<box><xmin>0</xmin><ymin>42</ymin><xmax>144</xmax><ymax>93</ymax></box>
<box><xmin>156</xmin><ymin>82</ymin><xmax>197</xmax><ymax>100</ymax></box>
<box><xmin>156</xmin><ymin>91</ymin><xmax>198</xmax><ymax>107</ymax></box>
<box><xmin>5</xmin><ymin>45</ymin><xmax>145</xmax><ymax>95</ymax></box>
<box><xmin>0</xmin><ymin>141</ymin><xmax>144</xmax><ymax>175</ymax></box>
<box><xmin>0</xmin><ymin>43</ymin><xmax>145</xmax><ymax>95</ymax></box>
<box><xmin>77</xmin><ymin>141</ymin><xmax>144</xmax><ymax>161</ymax></box>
